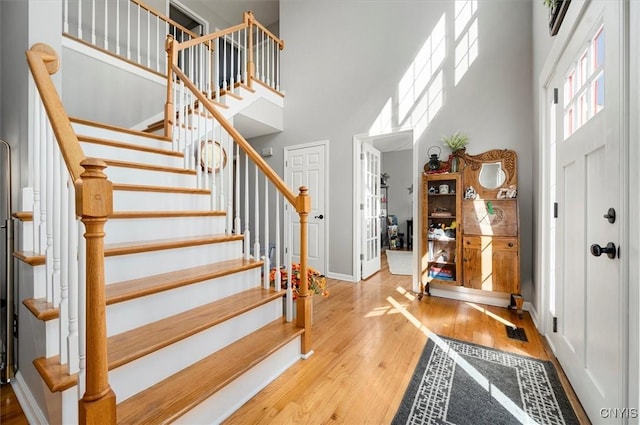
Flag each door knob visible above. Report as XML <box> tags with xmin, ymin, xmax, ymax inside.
<box><xmin>590</xmin><ymin>242</ymin><xmax>617</xmax><ymax>259</ymax></box>
<box><xmin>603</xmin><ymin>208</ymin><xmax>616</xmax><ymax>223</ymax></box>
<box><xmin>314</xmin><ymin>214</ymin><xmax>324</xmax><ymax>219</ymax></box>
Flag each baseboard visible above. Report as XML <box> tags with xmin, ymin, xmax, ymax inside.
<box><xmin>525</xmin><ymin>302</ymin><xmax>539</xmax><ymax>327</ymax></box>
<box><xmin>429</xmin><ymin>287</ymin><xmax>526</xmax><ymax>310</ymax></box>
<box><xmin>12</xmin><ymin>371</ymin><xmax>48</xmax><ymax>425</ymax></box>
<box><xmin>326</xmin><ymin>272</ymin><xmax>355</xmax><ymax>282</ymax></box>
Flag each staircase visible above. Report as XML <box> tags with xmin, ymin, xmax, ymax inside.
<box><xmin>14</xmin><ymin>9</ymin><xmax>313</xmax><ymax>424</ymax></box>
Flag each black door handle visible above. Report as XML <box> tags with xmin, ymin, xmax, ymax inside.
<box><xmin>314</xmin><ymin>214</ymin><xmax>324</xmax><ymax>219</ymax></box>
<box><xmin>590</xmin><ymin>242</ymin><xmax>617</xmax><ymax>259</ymax></box>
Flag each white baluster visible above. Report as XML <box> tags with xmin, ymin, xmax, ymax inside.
<box><xmin>243</xmin><ymin>152</ymin><xmax>250</xmax><ymax>259</ymax></box>
<box><xmin>267</xmin><ymin>37</ymin><xmax>272</xmax><ymax>88</ymax></box>
<box><xmin>126</xmin><ymin>0</ymin><xmax>131</xmax><ymax>60</ymax></box>
<box><xmin>116</xmin><ymin>0</ymin><xmax>120</xmax><ymax>55</ymax></box>
<box><xmin>156</xmin><ymin>15</ymin><xmax>160</xmax><ymax>71</ymax></box>
<box><xmin>91</xmin><ymin>0</ymin><xmax>96</xmax><ymax>44</ymax></box>
<box><xmin>104</xmin><ymin>0</ymin><xmax>108</xmax><ymax>50</ymax></box>
<box><xmin>263</xmin><ymin>178</ymin><xmax>269</xmax><ymax>289</ymax></box>
<box><xmin>45</xmin><ymin>124</ymin><xmax>54</xmax><ymax>304</ymax></box>
<box><xmin>206</xmin><ymin>42</ymin><xmax>212</xmax><ymax>99</ymax></box>
<box><xmin>276</xmin><ymin>41</ymin><xmax>281</xmax><ymax>91</ymax></box>
<box><xmin>63</xmin><ymin>0</ymin><xmax>69</xmax><ymax>33</ymax></box>
<box><xmin>77</xmin><ymin>224</ymin><xmax>86</xmax><ymax>396</ymax></box>
<box><xmin>146</xmin><ymin>11</ymin><xmax>150</xmax><ymax>67</ymax></box>
<box><xmin>276</xmin><ymin>195</ymin><xmax>281</xmax><ymax>291</ymax></box>
<box><xmin>137</xmin><ymin>4</ymin><xmax>141</xmax><ymax>64</ymax></box>
<box><xmin>223</xmin><ymin>37</ymin><xmax>228</xmax><ymax>91</ymax></box>
<box><xmin>32</xmin><ymin>93</ymin><xmax>41</xmax><ymax>254</ymax></box>
<box><xmin>234</xmin><ymin>143</ymin><xmax>240</xmax><ymax>234</ymax></box>
<box><xmin>67</xmin><ymin>183</ymin><xmax>79</xmax><ymax>374</ymax></box>
<box><xmin>59</xmin><ymin>169</ymin><xmax>69</xmax><ymax>364</ymax></box>
<box><xmin>229</xmin><ymin>33</ymin><xmax>235</xmax><ymax>91</ymax></box>
<box><xmin>77</xmin><ymin>0</ymin><xmax>83</xmax><ymax>39</ymax></box>
<box><xmin>237</xmin><ymin>30</ymin><xmax>242</xmax><ymax>86</ymax></box>
<box><xmin>261</xmin><ymin>31</ymin><xmax>265</xmax><ymax>83</ymax></box>
<box><xmin>219</xmin><ymin>128</ymin><xmax>225</xmax><ymax>215</ymax></box>
<box><xmin>215</xmin><ymin>38</ymin><xmax>220</xmax><ymax>100</ymax></box>
<box><xmin>52</xmin><ymin>142</ymin><xmax>62</xmax><ymax>307</ymax></box>
<box><xmin>254</xmin><ymin>165</ymin><xmax>260</xmax><ymax>262</ymax></box>
<box><xmin>286</xmin><ymin>217</ymin><xmax>293</xmax><ymax>322</ymax></box>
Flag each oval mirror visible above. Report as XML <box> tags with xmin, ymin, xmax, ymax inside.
<box><xmin>478</xmin><ymin>162</ymin><xmax>506</xmax><ymax>189</ymax></box>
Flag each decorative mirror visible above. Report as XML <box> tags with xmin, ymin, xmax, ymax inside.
<box><xmin>458</xmin><ymin>149</ymin><xmax>518</xmax><ymax>199</ymax></box>
<box><xmin>200</xmin><ymin>140</ymin><xmax>227</xmax><ymax>173</ymax></box>
<box><xmin>478</xmin><ymin>162</ymin><xmax>506</xmax><ymax>189</ymax></box>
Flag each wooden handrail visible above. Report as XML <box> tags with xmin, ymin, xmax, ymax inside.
<box><xmin>130</xmin><ymin>0</ymin><xmax>199</xmax><ymax>39</ymax></box>
<box><xmin>170</xmin><ymin>63</ymin><xmax>297</xmax><ymax>208</ymax></box>
<box><xmin>25</xmin><ymin>44</ymin><xmax>85</xmax><ymax>181</ymax></box>
<box><xmin>244</xmin><ymin>11</ymin><xmax>285</xmax><ymax>50</ymax></box>
<box><xmin>175</xmin><ymin>23</ymin><xmax>248</xmax><ymax>52</ymax></box>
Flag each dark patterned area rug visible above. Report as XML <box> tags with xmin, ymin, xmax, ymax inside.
<box><xmin>393</xmin><ymin>336</ymin><xmax>579</xmax><ymax>425</ymax></box>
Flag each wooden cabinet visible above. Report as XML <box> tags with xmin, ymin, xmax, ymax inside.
<box><xmin>419</xmin><ymin>149</ymin><xmax>521</xmax><ymax>309</ymax></box>
<box><xmin>462</xmin><ymin>235</ymin><xmax>519</xmax><ymax>293</ymax></box>
<box><xmin>420</xmin><ymin>173</ymin><xmax>462</xmax><ymax>297</ymax></box>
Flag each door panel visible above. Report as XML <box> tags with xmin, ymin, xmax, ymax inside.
<box><xmin>550</xmin><ymin>2</ymin><xmax>624</xmax><ymax>421</ymax></box>
<box><xmin>286</xmin><ymin>143</ymin><xmax>326</xmax><ymax>274</ymax></box>
<box><xmin>361</xmin><ymin>143</ymin><xmax>381</xmax><ymax>279</ymax></box>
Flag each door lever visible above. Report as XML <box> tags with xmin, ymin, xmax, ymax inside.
<box><xmin>314</xmin><ymin>214</ymin><xmax>324</xmax><ymax>219</ymax></box>
<box><xmin>590</xmin><ymin>242</ymin><xmax>617</xmax><ymax>259</ymax></box>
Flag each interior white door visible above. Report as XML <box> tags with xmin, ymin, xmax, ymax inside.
<box><xmin>550</xmin><ymin>2</ymin><xmax>625</xmax><ymax>422</ymax></box>
<box><xmin>285</xmin><ymin>142</ymin><xmax>327</xmax><ymax>274</ymax></box>
<box><xmin>361</xmin><ymin>142</ymin><xmax>381</xmax><ymax>279</ymax></box>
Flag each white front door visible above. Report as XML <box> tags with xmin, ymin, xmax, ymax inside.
<box><xmin>550</xmin><ymin>2</ymin><xmax>626</xmax><ymax>422</ymax></box>
<box><xmin>361</xmin><ymin>142</ymin><xmax>382</xmax><ymax>279</ymax></box>
<box><xmin>285</xmin><ymin>142</ymin><xmax>327</xmax><ymax>274</ymax></box>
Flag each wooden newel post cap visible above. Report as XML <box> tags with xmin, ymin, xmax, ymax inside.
<box><xmin>75</xmin><ymin>158</ymin><xmax>113</xmax><ymax>218</ymax></box>
<box><xmin>296</xmin><ymin>186</ymin><xmax>311</xmax><ymax>215</ymax></box>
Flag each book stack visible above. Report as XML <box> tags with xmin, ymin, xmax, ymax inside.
<box><xmin>428</xmin><ymin>265</ymin><xmax>454</xmax><ymax>281</ymax></box>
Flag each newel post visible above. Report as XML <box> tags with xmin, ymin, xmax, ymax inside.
<box><xmin>295</xmin><ymin>187</ymin><xmax>313</xmax><ymax>354</ymax></box>
<box><xmin>75</xmin><ymin>159</ymin><xmax>116</xmax><ymax>425</ymax></box>
<box><xmin>164</xmin><ymin>35</ymin><xmax>177</xmax><ymax>139</ymax></box>
<box><xmin>244</xmin><ymin>11</ymin><xmax>255</xmax><ymax>88</ymax></box>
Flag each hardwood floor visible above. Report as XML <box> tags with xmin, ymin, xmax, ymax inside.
<box><xmin>1</xmin><ymin>384</ymin><xmax>28</xmax><ymax>424</ymax></box>
<box><xmin>0</xmin><ymin>256</ymin><xmax>590</xmax><ymax>424</ymax></box>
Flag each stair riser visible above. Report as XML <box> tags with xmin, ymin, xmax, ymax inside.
<box><xmin>103</xmin><ymin>166</ymin><xmax>197</xmax><ymax>188</ymax></box>
<box><xmin>72</xmin><ymin>123</ymin><xmax>171</xmax><ymax>150</ymax></box>
<box><xmin>106</xmin><ymin>267</ymin><xmax>262</xmax><ymax>336</ymax></box>
<box><xmin>113</xmin><ymin>190</ymin><xmax>211</xmax><ymax>211</ymax></box>
<box><xmin>176</xmin><ymin>337</ymin><xmax>301</xmax><ymax>424</ymax></box>
<box><xmin>104</xmin><ymin>240</ymin><xmax>243</xmax><ymax>283</ymax></box>
<box><xmin>105</xmin><ymin>216</ymin><xmax>226</xmax><ymax>244</ymax></box>
<box><xmin>110</xmin><ymin>300</ymin><xmax>283</xmax><ymax>402</ymax></box>
<box><xmin>80</xmin><ymin>142</ymin><xmax>184</xmax><ymax>169</ymax></box>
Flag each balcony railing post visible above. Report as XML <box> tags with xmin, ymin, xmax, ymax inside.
<box><xmin>164</xmin><ymin>35</ymin><xmax>176</xmax><ymax>139</ymax></box>
<box><xmin>294</xmin><ymin>186</ymin><xmax>313</xmax><ymax>354</ymax></box>
<box><xmin>244</xmin><ymin>11</ymin><xmax>255</xmax><ymax>88</ymax></box>
<box><xmin>75</xmin><ymin>158</ymin><xmax>115</xmax><ymax>425</ymax></box>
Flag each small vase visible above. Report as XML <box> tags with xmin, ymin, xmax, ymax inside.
<box><xmin>450</xmin><ymin>156</ymin><xmax>458</xmax><ymax>173</ymax></box>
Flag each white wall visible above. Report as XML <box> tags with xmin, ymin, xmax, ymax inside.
<box><xmin>250</xmin><ymin>1</ymin><xmax>534</xmax><ymax>295</ymax></box>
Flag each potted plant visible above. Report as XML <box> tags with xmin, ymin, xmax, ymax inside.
<box><xmin>441</xmin><ymin>131</ymin><xmax>470</xmax><ymax>172</ymax></box>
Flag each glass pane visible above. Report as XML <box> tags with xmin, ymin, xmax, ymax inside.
<box><xmin>592</xmin><ymin>71</ymin><xmax>605</xmax><ymax>114</ymax></box>
<box><xmin>593</xmin><ymin>26</ymin><xmax>605</xmax><ymax>69</ymax></box>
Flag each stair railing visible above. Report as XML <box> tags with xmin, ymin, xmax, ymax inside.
<box><xmin>62</xmin><ymin>0</ymin><xmax>199</xmax><ymax>76</ymax></box>
<box><xmin>26</xmin><ymin>44</ymin><xmax>117</xmax><ymax>424</ymax></box>
<box><xmin>167</xmin><ymin>35</ymin><xmax>314</xmax><ymax>355</ymax></box>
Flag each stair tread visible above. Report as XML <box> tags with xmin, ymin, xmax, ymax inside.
<box><xmin>116</xmin><ymin>317</ymin><xmax>302</xmax><ymax>424</ymax></box>
<box><xmin>106</xmin><ymin>258</ymin><xmax>263</xmax><ymax>305</ymax></box>
<box><xmin>110</xmin><ymin>210</ymin><xmax>225</xmax><ymax>219</ymax></box>
<box><xmin>33</xmin><ymin>355</ymin><xmax>78</xmax><ymax>393</ymax></box>
<box><xmin>103</xmin><ymin>158</ymin><xmax>196</xmax><ymax>175</ymax></box>
<box><xmin>108</xmin><ymin>286</ymin><xmax>285</xmax><ymax>369</ymax></box>
<box><xmin>70</xmin><ymin>116</ymin><xmax>171</xmax><ymax>142</ymax></box>
<box><xmin>13</xmin><ymin>251</ymin><xmax>45</xmax><ymax>266</ymax></box>
<box><xmin>23</xmin><ymin>298</ymin><xmax>59</xmax><ymax>321</ymax></box>
<box><xmin>77</xmin><ymin>134</ymin><xmax>182</xmax><ymax>157</ymax></box>
<box><xmin>105</xmin><ymin>234</ymin><xmax>243</xmax><ymax>257</ymax></box>
<box><xmin>112</xmin><ymin>182</ymin><xmax>210</xmax><ymax>194</ymax></box>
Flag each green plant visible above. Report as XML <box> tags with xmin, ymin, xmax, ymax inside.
<box><xmin>441</xmin><ymin>131</ymin><xmax>470</xmax><ymax>152</ymax></box>
<box><xmin>543</xmin><ymin>0</ymin><xmax>557</xmax><ymax>8</ymax></box>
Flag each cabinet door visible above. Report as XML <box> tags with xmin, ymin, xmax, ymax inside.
<box><xmin>463</xmin><ymin>236</ymin><xmax>519</xmax><ymax>293</ymax></box>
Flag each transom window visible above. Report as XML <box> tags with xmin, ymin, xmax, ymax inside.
<box><xmin>563</xmin><ymin>24</ymin><xmax>604</xmax><ymax>139</ymax></box>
